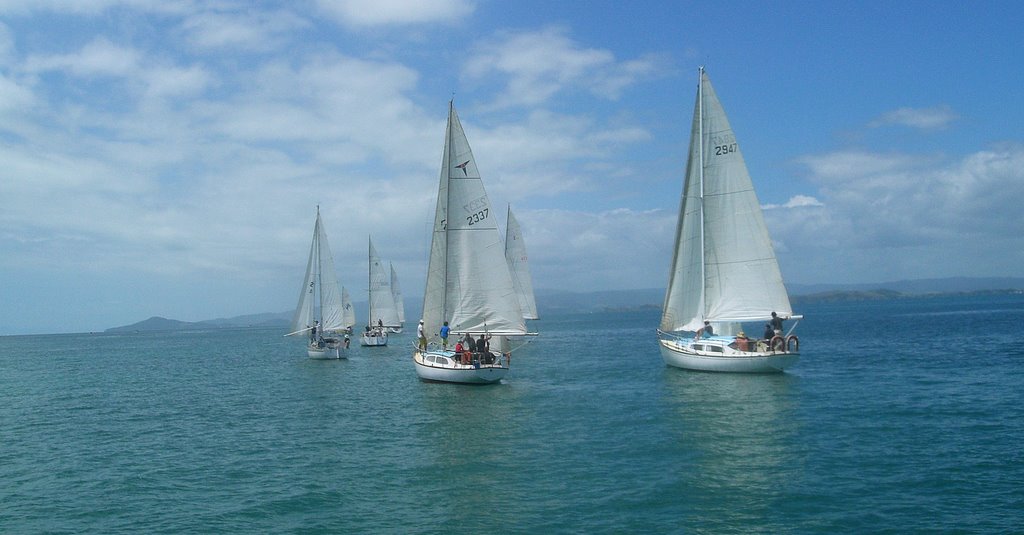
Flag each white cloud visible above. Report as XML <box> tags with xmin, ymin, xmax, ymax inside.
<box><xmin>763</xmin><ymin>195</ymin><xmax>823</xmax><ymax>210</ymax></box>
<box><xmin>468</xmin><ymin>109</ymin><xmax>651</xmax><ymax>201</ymax></box>
<box><xmin>26</xmin><ymin>37</ymin><xmax>141</xmax><ymax>77</ymax></box>
<box><xmin>0</xmin><ymin>0</ymin><xmax>192</xmax><ymax>16</ymax></box>
<box><xmin>0</xmin><ymin>72</ymin><xmax>34</xmax><ymax>113</ymax></box>
<box><xmin>464</xmin><ymin>27</ymin><xmax>659</xmax><ymax>109</ymax></box>
<box><xmin>770</xmin><ymin>143</ymin><xmax>1024</xmax><ymax>283</ymax></box>
<box><xmin>796</xmin><ymin>150</ymin><xmax>931</xmax><ymax>181</ymax></box>
<box><xmin>179</xmin><ymin>8</ymin><xmax>309</xmax><ymax>51</ymax></box>
<box><xmin>315</xmin><ymin>0</ymin><xmax>475</xmax><ymax>27</ymax></box>
<box><xmin>519</xmin><ymin>207</ymin><xmax>678</xmax><ymax>291</ymax></box>
<box><xmin>869</xmin><ymin>105</ymin><xmax>957</xmax><ymax>130</ymax></box>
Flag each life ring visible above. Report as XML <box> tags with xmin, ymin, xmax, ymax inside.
<box><xmin>786</xmin><ymin>335</ymin><xmax>800</xmax><ymax>352</ymax></box>
<box><xmin>769</xmin><ymin>335</ymin><xmax>785</xmax><ymax>352</ymax></box>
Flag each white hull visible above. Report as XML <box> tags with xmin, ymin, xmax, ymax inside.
<box><xmin>361</xmin><ymin>331</ymin><xmax>388</xmax><ymax>346</ymax></box>
<box><xmin>659</xmin><ymin>338</ymin><xmax>798</xmax><ymax>373</ymax></box>
<box><xmin>413</xmin><ymin>350</ymin><xmax>508</xmax><ymax>384</ymax></box>
<box><xmin>307</xmin><ymin>341</ymin><xmax>344</xmax><ymax>359</ymax></box>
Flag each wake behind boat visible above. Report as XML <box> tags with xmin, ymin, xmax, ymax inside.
<box><xmin>286</xmin><ymin>207</ymin><xmax>353</xmax><ymax>359</ymax></box>
<box><xmin>413</xmin><ymin>101</ymin><xmax>535</xmax><ymax>384</ymax></box>
<box><xmin>658</xmin><ymin>68</ymin><xmax>801</xmax><ymax>373</ymax></box>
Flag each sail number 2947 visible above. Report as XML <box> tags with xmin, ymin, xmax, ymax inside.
<box><xmin>714</xmin><ymin>143</ymin><xmax>738</xmax><ymax>156</ymax></box>
<box><xmin>467</xmin><ymin>208</ymin><xmax>489</xmax><ymax>226</ymax></box>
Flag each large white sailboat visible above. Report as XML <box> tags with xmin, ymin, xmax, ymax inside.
<box><xmin>505</xmin><ymin>205</ymin><xmax>538</xmax><ymax>321</ymax></box>
<box><xmin>361</xmin><ymin>237</ymin><xmax>400</xmax><ymax>347</ymax></box>
<box><xmin>287</xmin><ymin>207</ymin><xmax>349</xmax><ymax>359</ymax></box>
<box><xmin>658</xmin><ymin>68</ymin><xmax>802</xmax><ymax>373</ymax></box>
<box><xmin>413</xmin><ymin>101</ymin><xmax>534</xmax><ymax>384</ymax></box>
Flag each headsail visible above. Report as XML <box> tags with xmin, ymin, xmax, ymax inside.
<box><xmin>341</xmin><ymin>286</ymin><xmax>355</xmax><ymax>331</ymax></box>
<box><xmin>390</xmin><ymin>263</ymin><xmax>405</xmax><ymax>325</ymax></box>
<box><xmin>422</xmin><ymin>102</ymin><xmax>527</xmax><ymax>337</ymax></box>
<box><xmin>661</xmin><ymin>68</ymin><xmax>793</xmax><ymax>333</ymax></box>
<box><xmin>368</xmin><ymin>237</ymin><xmax>401</xmax><ymax>328</ymax></box>
<box><xmin>505</xmin><ymin>206</ymin><xmax>538</xmax><ymax>320</ymax></box>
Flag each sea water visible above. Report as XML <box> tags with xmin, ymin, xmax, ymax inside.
<box><xmin>2</xmin><ymin>293</ymin><xmax>1023</xmax><ymax>533</ymax></box>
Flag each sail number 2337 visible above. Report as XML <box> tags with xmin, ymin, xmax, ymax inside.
<box><xmin>467</xmin><ymin>208</ymin><xmax>489</xmax><ymax>226</ymax></box>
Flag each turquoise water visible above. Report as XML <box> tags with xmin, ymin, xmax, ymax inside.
<box><xmin>3</xmin><ymin>294</ymin><xmax>1023</xmax><ymax>533</ymax></box>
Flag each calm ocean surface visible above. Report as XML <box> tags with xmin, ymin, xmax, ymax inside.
<box><xmin>3</xmin><ymin>294</ymin><xmax>1023</xmax><ymax>533</ymax></box>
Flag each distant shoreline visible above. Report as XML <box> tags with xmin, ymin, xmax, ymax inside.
<box><xmin>102</xmin><ymin>287</ymin><xmax>1024</xmax><ymax>332</ymax></box>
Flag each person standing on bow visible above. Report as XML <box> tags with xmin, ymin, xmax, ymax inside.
<box><xmin>417</xmin><ymin>319</ymin><xmax>427</xmax><ymax>350</ymax></box>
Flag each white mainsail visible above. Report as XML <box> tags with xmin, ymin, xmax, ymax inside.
<box><xmin>367</xmin><ymin>237</ymin><xmax>401</xmax><ymax>328</ymax></box>
<box><xmin>390</xmin><ymin>263</ymin><xmax>405</xmax><ymax>325</ymax></box>
<box><xmin>505</xmin><ymin>206</ymin><xmax>538</xmax><ymax>320</ymax></box>
<box><xmin>660</xmin><ymin>67</ymin><xmax>793</xmax><ymax>334</ymax></box>
<box><xmin>291</xmin><ymin>208</ymin><xmax>346</xmax><ymax>333</ymax></box>
<box><xmin>422</xmin><ymin>101</ymin><xmax>527</xmax><ymax>337</ymax></box>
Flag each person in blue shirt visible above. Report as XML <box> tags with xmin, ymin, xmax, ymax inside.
<box><xmin>439</xmin><ymin>321</ymin><xmax>451</xmax><ymax>349</ymax></box>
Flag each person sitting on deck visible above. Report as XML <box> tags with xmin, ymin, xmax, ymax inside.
<box><xmin>460</xmin><ymin>334</ymin><xmax>474</xmax><ymax>364</ymax></box>
<box><xmin>732</xmin><ymin>331</ymin><xmax>750</xmax><ymax>351</ymax></box>
<box><xmin>696</xmin><ymin>320</ymin><xmax>713</xmax><ymax>340</ymax></box>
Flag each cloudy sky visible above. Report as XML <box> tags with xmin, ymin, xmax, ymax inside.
<box><xmin>1</xmin><ymin>1</ymin><xmax>1022</xmax><ymax>334</ymax></box>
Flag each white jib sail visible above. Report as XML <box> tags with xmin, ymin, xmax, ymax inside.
<box><xmin>505</xmin><ymin>206</ymin><xmax>539</xmax><ymax>320</ymax></box>
<box><xmin>341</xmin><ymin>285</ymin><xmax>356</xmax><ymax>331</ymax></box>
<box><xmin>390</xmin><ymin>263</ymin><xmax>405</xmax><ymax>324</ymax></box>
<box><xmin>368</xmin><ymin>237</ymin><xmax>401</xmax><ymax>328</ymax></box>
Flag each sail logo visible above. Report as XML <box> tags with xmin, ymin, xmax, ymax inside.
<box><xmin>455</xmin><ymin>160</ymin><xmax>471</xmax><ymax>175</ymax></box>
<box><xmin>463</xmin><ymin>195</ymin><xmax>487</xmax><ymax>214</ymax></box>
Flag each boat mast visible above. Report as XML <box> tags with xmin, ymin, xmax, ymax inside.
<box><xmin>697</xmin><ymin>67</ymin><xmax>707</xmax><ymax>324</ymax></box>
<box><xmin>442</xmin><ymin>100</ymin><xmax>453</xmax><ymax>325</ymax></box>
<box><xmin>314</xmin><ymin>205</ymin><xmax>322</xmax><ymax>328</ymax></box>
<box><xmin>367</xmin><ymin>236</ymin><xmax>371</xmax><ymax>328</ymax></box>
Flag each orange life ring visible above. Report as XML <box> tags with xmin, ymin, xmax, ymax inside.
<box><xmin>769</xmin><ymin>335</ymin><xmax>785</xmax><ymax>351</ymax></box>
<box><xmin>786</xmin><ymin>335</ymin><xmax>800</xmax><ymax>352</ymax></box>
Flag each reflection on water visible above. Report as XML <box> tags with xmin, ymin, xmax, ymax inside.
<box><xmin>660</xmin><ymin>370</ymin><xmax>802</xmax><ymax>528</ymax></box>
<box><xmin>409</xmin><ymin>382</ymin><xmax>523</xmax><ymax>531</ymax></box>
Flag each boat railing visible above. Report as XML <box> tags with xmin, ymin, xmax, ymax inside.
<box><xmin>659</xmin><ymin>329</ymin><xmax>799</xmax><ymax>354</ymax></box>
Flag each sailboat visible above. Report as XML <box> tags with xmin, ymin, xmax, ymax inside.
<box><xmin>505</xmin><ymin>205</ymin><xmax>539</xmax><ymax>321</ymax></box>
<box><xmin>413</xmin><ymin>101</ymin><xmax>534</xmax><ymax>384</ymax></box>
<box><xmin>361</xmin><ymin>237</ymin><xmax>400</xmax><ymax>346</ymax></box>
<box><xmin>286</xmin><ymin>207</ymin><xmax>349</xmax><ymax>359</ymax></box>
<box><xmin>658</xmin><ymin>68</ymin><xmax>802</xmax><ymax>373</ymax></box>
<box><xmin>389</xmin><ymin>263</ymin><xmax>405</xmax><ymax>333</ymax></box>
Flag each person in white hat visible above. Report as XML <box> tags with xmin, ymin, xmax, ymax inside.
<box><xmin>417</xmin><ymin>319</ymin><xmax>427</xmax><ymax>350</ymax></box>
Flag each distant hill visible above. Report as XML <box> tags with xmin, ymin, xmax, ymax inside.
<box><xmin>105</xmin><ymin>312</ymin><xmax>291</xmax><ymax>333</ymax></box>
<box><xmin>106</xmin><ymin>278</ymin><xmax>1024</xmax><ymax>332</ymax></box>
<box><xmin>105</xmin><ymin>316</ymin><xmax>203</xmax><ymax>333</ymax></box>
<box><xmin>536</xmin><ymin>288</ymin><xmax>666</xmax><ymax>314</ymax></box>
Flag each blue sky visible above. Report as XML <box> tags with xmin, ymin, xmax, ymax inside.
<box><xmin>2</xmin><ymin>0</ymin><xmax>1022</xmax><ymax>335</ymax></box>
